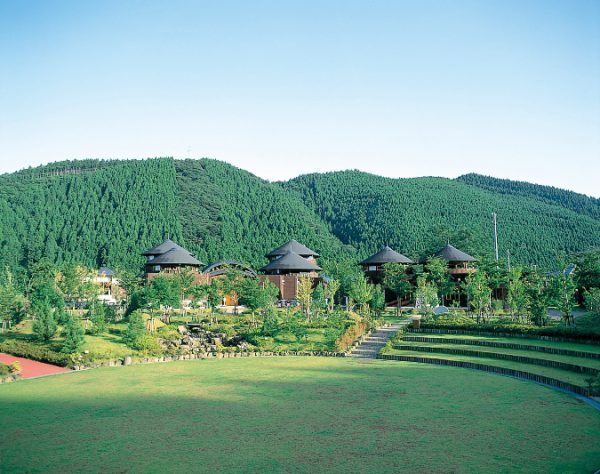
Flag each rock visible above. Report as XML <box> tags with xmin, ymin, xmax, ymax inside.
<box><xmin>178</xmin><ymin>325</ymin><xmax>187</xmax><ymax>334</ymax></box>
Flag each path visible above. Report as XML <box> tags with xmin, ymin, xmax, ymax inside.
<box><xmin>349</xmin><ymin>322</ymin><xmax>408</xmax><ymax>359</ymax></box>
<box><xmin>0</xmin><ymin>353</ymin><xmax>71</xmax><ymax>379</ymax></box>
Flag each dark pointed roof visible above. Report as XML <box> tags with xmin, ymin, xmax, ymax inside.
<box><xmin>142</xmin><ymin>239</ymin><xmax>187</xmax><ymax>256</ymax></box>
<box><xmin>261</xmin><ymin>251</ymin><xmax>322</xmax><ymax>272</ymax></box>
<box><xmin>265</xmin><ymin>239</ymin><xmax>320</xmax><ymax>258</ymax></box>
<box><xmin>360</xmin><ymin>246</ymin><xmax>413</xmax><ymax>265</ymax></box>
<box><xmin>434</xmin><ymin>244</ymin><xmax>476</xmax><ymax>262</ymax></box>
<box><xmin>149</xmin><ymin>247</ymin><xmax>203</xmax><ymax>266</ymax></box>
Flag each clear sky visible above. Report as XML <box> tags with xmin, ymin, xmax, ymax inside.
<box><xmin>1</xmin><ymin>0</ymin><xmax>599</xmax><ymax>196</ymax></box>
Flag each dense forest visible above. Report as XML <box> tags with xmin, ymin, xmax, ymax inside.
<box><xmin>283</xmin><ymin>170</ymin><xmax>600</xmax><ymax>266</ymax></box>
<box><xmin>0</xmin><ymin>158</ymin><xmax>598</xmax><ymax>282</ymax></box>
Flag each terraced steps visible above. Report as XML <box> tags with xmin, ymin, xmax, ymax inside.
<box><xmin>349</xmin><ymin>323</ymin><xmax>407</xmax><ymax>359</ymax></box>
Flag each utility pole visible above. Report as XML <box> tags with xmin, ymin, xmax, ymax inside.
<box><xmin>507</xmin><ymin>249</ymin><xmax>511</xmax><ymax>271</ymax></box>
<box><xmin>492</xmin><ymin>212</ymin><xmax>499</xmax><ymax>262</ymax></box>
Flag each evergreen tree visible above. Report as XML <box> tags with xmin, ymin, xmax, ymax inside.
<box><xmin>61</xmin><ymin>315</ymin><xmax>85</xmax><ymax>354</ymax></box>
<box><xmin>32</xmin><ymin>303</ymin><xmax>58</xmax><ymax>342</ymax></box>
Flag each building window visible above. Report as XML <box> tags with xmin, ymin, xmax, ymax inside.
<box><xmin>368</xmin><ymin>265</ymin><xmax>377</xmax><ymax>272</ymax></box>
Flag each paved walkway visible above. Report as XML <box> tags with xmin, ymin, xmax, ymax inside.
<box><xmin>349</xmin><ymin>322</ymin><xmax>408</xmax><ymax>359</ymax></box>
<box><xmin>0</xmin><ymin>353</ymin><xmax>71</xmax><ymax>379</ymax></box>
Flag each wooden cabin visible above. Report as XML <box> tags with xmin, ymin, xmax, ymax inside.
<box><xmin>260</xmin><ymin>240</ymin><xmax>322</xmax><ymax>301</ymax></box>
<box><xmin>360</xmin><ymin>245</ymin><xmax>413</xmax><ymax>304</ymax></box>
<box><xmin>94</xmin><ymin>267</ymin><xmax>124</xmax><ymax>305</ymax></box>
<box><xmin>142</xmin><ymin>239</ymin><xmax>207</xmax><ymax>284</ymax></box>
<box><xmin>433</xmin><ymin>243</ymin><xmax>476</xmax><ymax>306</ymax></box>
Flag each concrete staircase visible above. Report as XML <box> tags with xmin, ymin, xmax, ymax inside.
<box><xmin>349</xmin><ymin>322</ymin><xmax>408</xmax><ymax>359</ymax></box>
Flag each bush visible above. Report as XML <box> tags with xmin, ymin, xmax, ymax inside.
<box><xmin>334</xmin><ymin>321</ymin><xmax>368</xmax><ymax>352</ymax></box>
<box><xmin>0</xmin><ymin>363</ymin><xmax>10</xmax><ymax>377</ymax></box>
<box><xmin>131</xmin><ymin>334</ymin><xmax>162</xmax><ymax>355</ymax></box>
<box><xmin>0</xmin><ymin>340</ymin><xmax>71</xmax><ymax>367</ymax></box>
<box><xmin>9</xmin><ymin>361</ymin><xmax>21</xmax><ymax>374</ymax></box>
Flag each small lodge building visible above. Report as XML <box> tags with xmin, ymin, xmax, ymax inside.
<box><xmin>360</xmin><ymin>245</ymin><xmax>414</xmax><ymax>304</ymax></box>
<box><xmin>260</xmin><ymin>240</ymin><xmax>322</xmax><ymax>301</ymax></box>
<box><xmin>94</xmin><ymin>267</ymin><xmax>123</xmax><ymax>305</ymax></box>
<box><xmin>142</xmin><ymin>239</ymin><xmax>208</xmax><ymax>284</ymax></box>
<box><xmin>433</xmin><ymin>243</ymin><xmax>476</xmax><ymax>306</ymax></box>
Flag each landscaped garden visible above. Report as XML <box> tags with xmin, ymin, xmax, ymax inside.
<box><xmin>0</xmin><ymin>357</ymin><xmax>599</xmax><ymax>473</ymax></box>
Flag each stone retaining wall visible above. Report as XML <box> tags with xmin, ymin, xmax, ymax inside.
<box><xmin>377</xmin><ymin>353</ymin><xmax>594</xmax><ymax>396</ymax></box>
<box><xmin>392</xmin><ymin>345</ymin><xmax>599</xmax><ymax>375</ymax></box>
<box><xmin>402</xmin><ymin>336</ymin><xmax>600</xmax><ymax>360</ymax></box>
<box><xmin>71</xmin><ymin>350</ymin><xmax>348</xmax><ymax>370</ymax></box>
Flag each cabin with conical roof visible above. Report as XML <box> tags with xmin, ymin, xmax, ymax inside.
<box><xmin>143</xmin><ymin>239</ymin><xmax>207</xmax><ymax>283</ymax></box>
<box><xmin>434</xmin><ymin>244</ymin><xmax>476</xmax><ymax>276</ymax></box>
<box><xmin>360</xmin><ymin>245</ymin><xmax>414</xmax><ymax>304</ymax></box>
<box><xmin>260</xmin><ymin>240</ymin><xmax>322</xmax><ymax>301</ymax></box>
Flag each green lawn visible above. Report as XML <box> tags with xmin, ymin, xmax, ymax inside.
<box><xmin>393</xmin><ymin>341</ymin><xmax>600</xmax><ymax>370</ymax></box>
<box><xmin>0</xmin><ymin>358</ymin><xmax>599</xmax><ymax>473</ymax></box>
<box><xmin>384</xmin><ymin>348</ymin><xmax>591</xmax><ymax>386</ymax></box>
<box><xmin>405</xmin><ymin>332</ymin><xmax>600</xmax><ymax>353</ymax></box>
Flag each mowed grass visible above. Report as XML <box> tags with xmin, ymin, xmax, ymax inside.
<box><xmin>408</xmin><ymin>333</ymin><xmax>600</xmax><ymax>354</ymax></box>
<box><xmin>1</xmin><ymin>358</ymin><xmax>599</xmax><ymax>474</ymax></box>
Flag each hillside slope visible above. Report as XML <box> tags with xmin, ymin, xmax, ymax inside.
<box><xmin>0</xmin><ymin>158</ymin><xmax>351</xmax><ymax>276</ymax></box>
<box><xmin>0</xmin><ymin>158</ymin><xmax>598</xmax><ymax>277</ymax></box>
<box><xmin>283</xmin><ymin>170</ymin><xmax>600</xmax><ymax>267</ymax></box>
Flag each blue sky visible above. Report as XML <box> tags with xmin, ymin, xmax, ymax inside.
<box><xmin>1</xmin><ymin>0</ymin><xmax>599</xmax><ymax>195</ymax></box>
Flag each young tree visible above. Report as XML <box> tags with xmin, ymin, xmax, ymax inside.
<box><xmin>297</xmin><ymin>274</ymin><xmax>314</xmax><ymax>321</ymax></box>
<box><xmin>550</xmin><ymin>272</ymin><xmax>576</xmax><ymax>326</ymax></box>
<box><xmin>425</xmin><ymin>257</ymin><xmax>455</xmax><ymax>305</ymax></box>
<box><xmin>415</xmin><ymin>275</ymin><xmax>438</xmax><ymax>318</ymax></box>
<box><xmin>32</xmin><ymin>303</ymin><xmax>58</xmax><ymax>342</ymax></box>
<box><xmin>463</xmin><ymin>270</ymin><xmax>491</xmax><ymax>323</ymax></box>
<box><xmin>525</xmin><ymin>271</ymin><xmax>549</xmax><ymax>326</ymax></box>
<box><xmin>323</xmin><ymin>278</ymin><xmax>340</xmax><ymax>313</ymax></box>
<box><xmin>61</xmin><ymin>315</ymin><xmax>85</xmax><ymax>354</ymax></box>
<box><xmin>88</xmin><ymin>301</ymin><xmax>108</xmax><ymax>335</ymax></box>
<box><xmin>506</xmin><ymin>268</ymin><xmax>527</xmax><ymax>322</ymax></box>
<box><xmin>370</xmin><ymin>284</ymin><xmax>386</xmax><ymax>316</ymax></box>
<box><xmin>239</xmin><ymin>279</ymin><xmax>278</xmax><ymax>327</ymax></box>
<box><xmin>0</xmin><ymin>268</ymin><xmax>26</xmax><ymax>330</ymax></box>
<box><xmin>382</xmin><ymin>262</ymin><xmax>412</xmax><ymax>315</ymax></box>
<box><xmin>349</xmin><ymin>276</ymin><xmax>374</xmax><ymax>315</ymax></box>
<box><xmin>584</xmin><ymin>288</ymin><xmax>600</xmax><ymax>316</ymax></box>
<box><xmin>123</xmin><ymin>311</ymin><xmax>147</xmax><ymax>348</ymax></box>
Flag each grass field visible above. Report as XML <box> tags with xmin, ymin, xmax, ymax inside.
<box><xmin>0</xmin><ymin>357</ymin><xmax>599</xmax><ymax>473</ymax></box>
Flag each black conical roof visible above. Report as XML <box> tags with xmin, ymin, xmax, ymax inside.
<box><xmin>360</xmin><ymin>246</ymin><xmax>413</xmax><ymax>265</ymax></box>
<box><xmin>434</xmin><ymin>244</ymin><xmax>476</xmax><ymax>262</ymax></box>
<box><xmin>150</xmin><ymin>248</ymin><xmax>203</xmax><ymax>266</ymax></box>
<box><xmin>261</xmin><ymin>251</ymin><xmax>322</xmax><ymax>272</ymax></box>
<box><xmin>265</xmin><ymin>239</ymin><xmax>320</xmax><ymax>258</ymax></box>
<box><xmin>142</xmin><ymin>239</ymin><xmax>188</xmax><ymax>256</ymax></box>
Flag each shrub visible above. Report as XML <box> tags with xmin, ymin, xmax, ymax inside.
<box><xmin>9</xmin><ymin>361</ymin><xmax>21</xmax><ymax>374</ymax></box>
<box><xmin>334</xmin><ymin>321</ymin><xmax>368</xmax><ymax>352</ymax></box>
<box><xmin>61</xmin><ymin>316</ymin><xmax>85</xmax><ymax>354</ymax></box>
<box><xmin>0</xmin><ymin>363</ymin><xmax>10</xmax><ymax>377</ymax></box>
<box><xmin>0</xmin><ymin>340</ymin><xmax>71</xmax><ymax>367</ymax></box>
<box><xmin>131</xmin><ymin>334</ymin><xmax>162</xmax><ymax>355</ymax></box>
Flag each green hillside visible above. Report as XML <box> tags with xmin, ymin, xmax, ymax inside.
<box><xmin>0</xmin><ymin>158</ymin><xmax>598</xmax><ymax>279</ymax></box>
<box><xmin>283</xmin><ymin>170</ymin><xmax>600</xmax><ymax>267</ymax></box>
<box><xmin>457</xmin><ymin>173</ymin><xmax>600</xmax><ymax>220</ymax></box>
<box><xmin>0</xmin><ymin>158</ymin><xmax>350</xmax><ymax>278</ymax></box>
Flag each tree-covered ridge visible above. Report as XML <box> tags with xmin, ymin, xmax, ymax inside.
<box><xmin>283</xmin><ymin>170</ymin><xmax>600</xmax><ymax>268</ymax></box>
<box><xmin>175</xmin><ymin>159</ymin><xmax>353</xmax><ymax>269</ymax></box>
<box><xmin>457</xmin><ymin>173</ymin><xmax>600</xmax><ymax>220</ymax></box>
<box><xmin>0</xmin><ymin>159</ymin><xmax>183</xmax><ymax>278</ymax></box>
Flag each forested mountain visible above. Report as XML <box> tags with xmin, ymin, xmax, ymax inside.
<box><xmin>457</xmin><ymin>173</ymin><xmax>600</xmax><ymax>220</ymax></box>
<box><xmin>283</xmin><ymin>171</ymin><xmax>600</xmax><ymax>267</ymax></box>
<box><xmin>0</xmin><ymin>158</ymin><xmax>598</xmax><ymax>281</ymax></box>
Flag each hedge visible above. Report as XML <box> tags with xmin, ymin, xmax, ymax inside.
<box><xmin>334</xmin><ymin>321</ymin><xmax>369</xmax><ymax>352</ymax></box>
<box><xmin>0</xmin><ymin>340</ymin><xmax>71</xmax><ymax>367</ymax></box>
